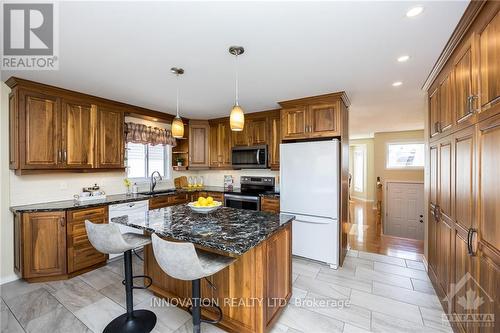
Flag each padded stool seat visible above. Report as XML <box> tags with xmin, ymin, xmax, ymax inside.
<box><xmin>151</xmin><ymin>234</ymin><xmax>236</xmax><ymax>333</ymax></box>
<box><xmin>86</xmin><ymin>221</ymin><xmax>157</xmax><ymax>333</ymax></box>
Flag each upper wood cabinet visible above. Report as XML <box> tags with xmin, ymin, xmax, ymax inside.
<box><xmin>279</xmin><ymin>92</ymin><xmax>348</xmax><ymax>141</ymax></box>
<box><xmin>248</xmin><ymin>117</ymin><xmax>268</xmax><ymax>145</ymax></box>
<box><xmin>429</xmin><ymin>88</ymin><xmax>440</xmax><ymax>138</ymax></box>
<box><xmin>268</xmin><ymin>114</ymin><xmax>281</xmax><ymax>170</ymax></box>
<box><xmin>189</xmin><ymin>120</ymin><xmax>210</xmax><ymax>169</ymax></box>
<box><xmin>479</xmin><ymin>10</ymin><xmax>500</xmax><ymax>113</ymax></box>
<box><xmin>96</xmin><ymin>106</ymin><xmax>124</xmax><ymax>168</ymax></box>
<box><xmin>61</xmin><ymin>99</ymin><xmax>95</xmax><ymax>168</ymax></box>
<box><xmin>439</xmin><ymin>73</ymin><xmax>454</xmax><ymax>133</ymax></box>
<box><xmin>209</xmin><ymin>119</ymin><xmax>232</xmax><ymax>168</ymax></box>
<box><xmin>281</xmin><ymin>106</ymin><xmax>308</xmax><ymax>140</ymax></box>
<box><xmin>19</xmin><ymin>90</ymin><xmax>61</xmax><ymax>169</ymax></box>
<box><xmin>7</xmin><ymin>78</ymin><xmax>127</xmax><ymax>174</ymax></box>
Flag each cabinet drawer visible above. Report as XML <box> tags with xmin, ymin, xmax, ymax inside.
<box><xmin>68</xmin><ymin>207</ymin><xmax>106</xmax><ymax>223</ymax></box>
<box><xmin>149</xmin><ymin>196</ymin><xmax>171</xmax><ymax>209</ymax></box>
<box><xmin>169</xmin><ymin>193</ymin><xmax>189</xmax><ymax>205</ymax></box>
<box><xmin>207</xmin><ymin>192</ymin><xmax>224</xmax><ymax>202</ymax></box>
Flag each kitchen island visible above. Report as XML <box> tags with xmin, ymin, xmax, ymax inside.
<box><xmin>111</xmin><ymin>205</ymin><xmax>295</xmax><ymax>333</ymax></box>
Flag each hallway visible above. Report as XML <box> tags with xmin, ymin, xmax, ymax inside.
<box><xmin>347</xmin><ymin>199</ymin><xmax>424</xmax><ymax>261</ymax></box>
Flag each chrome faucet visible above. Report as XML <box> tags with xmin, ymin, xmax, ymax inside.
<box><xmin>150</xmin><ymin>171</ymin><xmax>162</xmax><ymax>192</ymax></box>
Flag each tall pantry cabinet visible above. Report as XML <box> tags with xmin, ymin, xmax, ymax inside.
<box><xmin>424</xmin><ymin>2</ymin><xmax>499</xmax><ymax>332</ymax></box>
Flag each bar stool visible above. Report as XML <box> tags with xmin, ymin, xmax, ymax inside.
<box><xmin>85</xmin><ymin>221</ymin><xmax>157</xmax><ymax>333</ymax></box>
<box><xmin>151</xmin><ymin>234</ymin><xmax>236</xmax><ymax>333</ymax></box>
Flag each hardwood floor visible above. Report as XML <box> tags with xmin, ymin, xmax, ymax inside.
<box><xmin>347</xmin><ymin>199</ymin><xmax>424</xmax><ymax>261</ymax></box>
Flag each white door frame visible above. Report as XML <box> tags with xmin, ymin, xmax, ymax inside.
<box><xmin>383</xmin><ymin>180</ymin><xmax>424</xmax><ymax>239</ymax></box>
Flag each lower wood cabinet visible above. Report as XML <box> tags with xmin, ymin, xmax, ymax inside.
<box><xmin>67</xmin><ymin>207</ymin><xmax>108</xmax><ymax>274</ymax></box>
<box><xmin>261</xmin><ymin>196</ymin><xmax>280</xmax><ymax>213</ymax></box>
<box><xmin>149</xmin><ymin>193</ymin><xmax>190</xmax><ymax>210</ymax></box>
<box><xmin>18</xmin><ymin>211</ymin><xmax>67</xmax><ymax>280</ymax></box>
<box><xmin>14</xmin><ymin>207</ymin><xmax>109</xmax><ymax>282</ymax></box>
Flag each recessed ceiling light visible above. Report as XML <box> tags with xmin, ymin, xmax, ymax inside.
<box><xmin>406</xmin><ymin>6</ymin><xmax>424</xmax><ymax>17</ymax></box>
<box><xmin>392</xmin><ymin>81</ymin><xmax>403</xmax><ymax>87</ymax></box>
<box><xmin>397</xmin><ymin>55</ymin><xmax>410</xmax><ymax>62</ymax></box>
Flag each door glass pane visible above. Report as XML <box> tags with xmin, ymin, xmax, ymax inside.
<box><xmin>353</xmin><ymin>147</ymin><xmax>364</xmax><ymax>192</ymax></box>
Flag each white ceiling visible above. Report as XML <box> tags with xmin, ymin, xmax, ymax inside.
<box><xmin>1</xmin><ymin>1</ymin><xmax>468</xmax><ymax>138</ymax></box>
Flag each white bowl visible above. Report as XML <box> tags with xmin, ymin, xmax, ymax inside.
<box><xmin>187</xmin><ymin>201</ymin><xmax>222</xmax><ymax>214</ymax></box>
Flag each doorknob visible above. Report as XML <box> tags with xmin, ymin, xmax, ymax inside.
<box><xmin>419</xmin><ymin>220</ymin><xmax>423</xmax><ymax>223</ymax></box>
<box><xmin>419</xmin><ymin>215</ymin><xmax>423</xmax><ymax>218</ymax></box>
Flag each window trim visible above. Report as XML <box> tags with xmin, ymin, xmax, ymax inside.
<box><xmin>126</xmin><ymin>143</ymin><xmax>172</xmax><ymax>181</ymax></box>
<box><xmin>385</xmin><ymin>141</ymin><xmax>424</xmax><ymax>170</ymax></box>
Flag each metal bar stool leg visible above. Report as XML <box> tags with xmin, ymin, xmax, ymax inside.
<box><xmin>192</xmin><ymin>279</ymin><xmax>201</xmax><ymax>333</ymax></box>
<box><xmin>124</xmin><ymin>249</ymin><xmax>134</xmax><ymax>317</ymax></box>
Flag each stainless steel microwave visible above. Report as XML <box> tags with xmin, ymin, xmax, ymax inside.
<box><xmin>231</xmin><ymin>145</ymin><xmax>268</xmax><ymax>169</ymax></box>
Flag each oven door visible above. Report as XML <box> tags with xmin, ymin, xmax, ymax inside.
<box><xmin>224</xmin><ymin>194</ymin><xmax>261</xmax><ymax>211</ymax></box>
<box><xmin>231</xmin><ymin>145</ymin><xmax>267</xmax><ymax>169</ymax></box>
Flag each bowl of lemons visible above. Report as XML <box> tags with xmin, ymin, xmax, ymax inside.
<box><xmin>187</xmin><ymin>196</ymin><xmax>222</xmax><ymax>213</ymax></box>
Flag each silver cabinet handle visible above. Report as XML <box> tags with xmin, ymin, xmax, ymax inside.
<box><xmin>467</xmin><ymin>95</ymin><xmax>479</xmax><ymax>114</ymax></box>
<box><xmin>63</xmin><ymin>150</ymin><xmax>67</xmax><ymax>162</ymax></box>
<box><xmin>58</xmin><ymin>150</ymin><xmax>62</xmax><ymax>163</ymax></box>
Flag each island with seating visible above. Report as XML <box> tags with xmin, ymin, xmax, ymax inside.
<box><xmin>111</xmin><ymin>205</ymin><xmax>295</xmax><ymax>333</ymax></box>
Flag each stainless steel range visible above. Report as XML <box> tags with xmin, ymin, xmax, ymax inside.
<box><xmin>224</xmin><ymin>176</ymin><xmax>275</xmax><ymax>211</ymax></box>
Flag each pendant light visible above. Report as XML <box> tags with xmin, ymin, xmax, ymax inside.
<box><xmin>171</xmin><ymin>67</ymin><xmax>185</xmax><ymax>138</ymax></box>
<box><xmin>229</xmin><ymin>46</ymin><xmax>245</xmax><ymax>131</ymax></box>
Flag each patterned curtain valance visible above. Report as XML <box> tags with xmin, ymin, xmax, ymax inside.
<box><xmin>124</xmin><ymin>122</ymin><xmax>176</xmax><ymax>147</ymax></box>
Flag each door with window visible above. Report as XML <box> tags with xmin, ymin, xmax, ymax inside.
<box><xmin>352</xmin><ymin>145</ymin><xmax>365</xmax><ymax>198</ymax></box>
<box><xmin>386</xmin><ymin>182</ymin><xmax>424</xmax><ymax>240</ymax></box>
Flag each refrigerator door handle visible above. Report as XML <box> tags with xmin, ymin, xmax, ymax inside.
<box><xmin>284</xmin><ymin>213</ymin><xmax>333</xmax><ymax>224</ymax></box>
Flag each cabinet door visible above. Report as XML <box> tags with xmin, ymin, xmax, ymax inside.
<box><xmin>96</xmin><ymin>106</ymin><xmax>124</xmax><ymax>168</ymax></box>
<box><xmin>67</xmin><ymin>207</ymin><xmax>107</xmax><ymax>274</ymax></box>
<box><xmin>20</xmin><ymin>90</ymin><xmax>60</xmax><ymax>169</ymax></box>
<box><xmin>281</xmin><ymin>107</ymin><xmax>307</xmax><ymax>140</ymax></box>
<box><xmin>437</xmin><ymin>218</ymin><xmax>452</xmax><ymax>300</ymax></box>
<box><xmin>308</xmin><ymin>103</ymin><xmax>340</xmax><ymax>138</ymax></box>
<box><xmin>209</xmin><ymin>121</ymin><xmax>231</xmax><ymax>168</ymax></box>
<box><xmin>477</xmin><ymin>252</ymin><xmax>500</xmax><ymax>333</ymax></box>
<box><xmin>249</xmin><ymin>117</ymin><xmax>267</xmax><ymax>145</ymax></box>
<box><xmin>454</xmin><ymin>127</ymin><xmax>476</xmax><ymax>232</ymax></box>
<box><xmin>261</xmin><ymin>197</ymin><xmax>280</xmax><ymax>213</ymax></box>
<box><xmin>61</xmin><ymin>99</ymin><xmax>95</xmax><ymax>168</ymax></box>
<box><xmin>454</xmin><ymin>35</ymin><xmax>480</xmax><ymax>127</ymax></box>
<box><xmin>189</xmin><ymin>121</ymin><xmax>210</xmax><ymax>169</ymax></box>
<box><xmin>439</xmin><ymin>73</ymin><xmax>454</xmax><ymax>133</ymax></box>
<box><xmin>269</xmin><ymin>115</ymin><xmax>280</xmax><ymax>170</ymax></box>
<box><xmin>9</xmin><ymin>91</ymin><xmax>19</xmax><ymax>169</ymax></box>
<box><xmin>479</xmin><ymin>11</ymin><xmax>500</xmax><ymax>113</ymax></box>
<box><xmin>429</xmin><ymin>88</ymin><xmax>440</xmax><ymax>138</ymax></box>
<box><xmin>22</xmin><ymin>211</ymin><xmax>66</xmax><ymax>278</ymax></box>
<box><xmin>231</xmin><ymin>125</ymin><xmax>249</xmax><ymax>147</ymax></box>
<box><xmin>428</xmin><ymin>143</ymin><xmax>439</xmax><ymax>273</ymax></box>
<box><xmin>477</xmin><ymin>113</ymin><xmax>500</xmax><ymax>258</ymax></box>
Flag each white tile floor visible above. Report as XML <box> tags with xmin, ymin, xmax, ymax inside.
<box><xmin>0</xmin><ymin>250</ymin><xmax>452</xmax><ymax>333</ymax></box>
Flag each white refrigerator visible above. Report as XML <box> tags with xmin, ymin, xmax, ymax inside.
<box><xmin>280</xmin><ymin>140</ymin><xmax>340</xmax><ymax>268</ymax></box>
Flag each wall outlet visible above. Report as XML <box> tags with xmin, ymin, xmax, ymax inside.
<box><xmin>59</xmin><ymin>182</ymin><xmax>68</xmax><ymax>190</ymax></box>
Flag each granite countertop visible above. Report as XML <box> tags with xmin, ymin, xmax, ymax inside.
<box><xmin>111</xmin><ymin>205</ymin><xmax>294</xmax><ymax>256</ymax></box>
<box><xmin>10</xmin><ymin>194</ymin><xmax>151</xmax><ymax>213</ymax></box>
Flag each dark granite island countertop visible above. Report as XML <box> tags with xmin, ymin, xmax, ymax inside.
<box><xmin>111</xmin><ymin>205</ymin><xmax>294</xmax><ymax>256</ymax></box>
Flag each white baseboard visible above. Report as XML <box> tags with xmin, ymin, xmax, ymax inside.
<box><xmin>422</xmin><ymin>255</ymin><xmax>429</xmax><ymax>272</ymax></box>
<box><xmin>0</xmin><ymin>274</ymin><xmax>20</xmax><ymax>285</ymax></box>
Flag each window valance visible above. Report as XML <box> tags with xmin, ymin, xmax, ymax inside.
<box><xmin>124</xmin><ymin>122</ymin><xmax>176</xmax><ymax>147</ymax></box>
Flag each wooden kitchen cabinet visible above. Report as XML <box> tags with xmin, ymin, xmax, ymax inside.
<box><xmin>479</xmin><ymin>10</ymin><xmax>500</xmax><ymax>114</ymax></box>
<box><xmin>248</xmin><ymin>117</ymin><xmax>268</xmax><ymax>145</ymax></box>
<box><xmin>19</xmin><ymin>89</ymin><xmax>61</xmax><ymax>169</ymax></box>
<box><xmin>7</xmin><ymin>78</ymin><xmax>127</xmax><ymax>173</ymax></box>
<box><xmin>439</xmin><ymin>73</ymin><xmax>454</xmax><ymax>134</ymax></box>
<box><xmin>150</xmin><ymin>193</ymin><xmax>190</xmax><ymax>209</ymax></box>
<box><xmin>189</xmin><ymin>120</ymin><xmax>210</xmax><ymax>169</ymax></box>
<box><xmin>20</xmin><ymin>211</ymin><xmax>67</xmax><ymax>280</ymax></box>
<box><xmin>96</xmin><ymin>106</ymin><xmax>124</xmax><ymax>168</ymax></box>
<box><xmin>61</xmin><ymin>99</ymin><xmax>95</xmax><ymax>168</ymax></box>
<box><xmin>268</xmin><ymin>114</ymin><xmax>281</xmax><ymax>170</ymax></box>
<box><xmin>209</xmin><ymin>120</ymin><xmax>232</xmax><ymax>168</ymax></box>
<box><xmin>429</xmin><ymin>88</ymin><xmax>440</xmax><ymax>138</ymax></box>
<box><xmin>261</xmin><ymin>196</ymin><xmax>280</xmax><ymax>213</ymax></box>
<box><xmin>279</xmin><ymin>93</ymin><xmax>348</xmax><ymax>141</ymax></box>
<box><xmin>281</xmin><ymin>106</ymin><xmax>308</xmax><ymax>140</ymax></box>
<box><xmin>67</xmin><ymin>207</ymin><xmax>108</xmax><ymax>274</ymax></box>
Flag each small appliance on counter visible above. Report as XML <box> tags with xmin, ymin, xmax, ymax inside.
<box><xmin>224</xmin><ymin>175</ymin><xmax>234</xmax><ymax>191</ymax></box>
<box><xmin>74</xmin><ymin>183</ymin><xmax>106</xmax><ymax>202</ymax></box>
<box><xmin>224</xmin><ymin>176</ymin><xmax>275</xmax><ymax>211</ymax></box>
